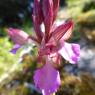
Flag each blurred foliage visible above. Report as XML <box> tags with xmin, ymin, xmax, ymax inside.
<box><xmin>78</xmin><ymin>10</ymin><xmax>95</xmax><ymax>27</ymax></box>
<box><xmin>0</xmin><ymin>28</ymin><xmax>7</xmax><ymax>36</ymax></box>
<box><xmin>82</xmin><ymin>0</ymin><xmax>95</xmax><ymax>12</ymax></box>
<box><xmin>63</xmin><ymin>0</ymin><xmax>95</xmax><ymax>42</ymax></box>
<box><xmin>0</xmin><ymin>37</ymin><xmax>19</xmax><ymax>77</ymax></box>
<box><xmin>56</xmin><ymin>72</ymin><xmax>95</xmax><ymax>95</ymax></box>
<box><xmin>0</xmin><ymin>19</ymin><xmax>33</xmax><ymax>37</ymax></box>
<box><xmin>0</xmin><ymin>37</ymin><xmax>40</xmax><ymax>95</ymax></box>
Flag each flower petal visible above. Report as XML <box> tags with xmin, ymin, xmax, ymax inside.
<box><xmin>34</xmin><ymin>59</ymin><xmax>60</xmax><ymax>95</ymax></box>
<box><xmin>53</xmin><ymin>0</ymin><xmax>60</xmax><ymax>22</ymax></box>
<box><xmin>33</xmin><ymin>0</ymin><xmax>43</xmax><ymax>25</ymax></box>
<box><xmin>58</xmin><ymin>42</ymin><xmax>80</xmax><ymax>64</ymax></box>
<box><xmin>7</xmin><ymin>28</ymin><xmax>29</xmax><ymax>45</ymax></box>
<box><xmin>62</xmin><ymin>24</ymin><xmax>73</xmax><ymax>41</ymax></box>
<box><xmin>10</xmin><ymin>44</ymin><xmax>21</xmax><ymax>54</ymax></box>
<box><xmin>50</xmin><ymin>20</ymin><xmax>73</xmax><ymax>42</ymax></box>
<box><xmin>33</xmin><ymin>0</ymin><xmax>43</xmax><ymax>41</ymax></box>
<box><xmin>42</xmin><ymin>0</ymin><xmax>53</xmax><ymax>40</ymax></box>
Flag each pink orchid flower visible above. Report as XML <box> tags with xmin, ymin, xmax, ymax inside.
<box><xmin>7</xmin><ymin>0</ymin><xmax>80</xmax><ymax>95</ymax></box>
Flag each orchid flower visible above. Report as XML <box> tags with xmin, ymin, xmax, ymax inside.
<box><xmin>7</xmin><ymin>0</ymin><xmax>80</xmax><ymax>95</ymax></box>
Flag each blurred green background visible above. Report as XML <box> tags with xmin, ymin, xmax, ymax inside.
<box><xmin>0</xmin><ymin>0</ymin><xmax>95</xmax><ymax>95</ymax></box>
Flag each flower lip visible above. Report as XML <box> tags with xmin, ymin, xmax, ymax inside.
<box><xmin>34</xmin><ymin>59</ymin><xmax>61</xmax><ymax>95</ymax></box>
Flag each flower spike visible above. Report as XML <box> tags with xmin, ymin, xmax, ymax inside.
<box><xmin>7</xmin><ymin>0</ymin><xmax>80</xmax><ymax>95</ymax></box>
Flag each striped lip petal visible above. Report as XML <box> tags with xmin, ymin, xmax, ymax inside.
<box><xmin>50</xmin><ymin>20</ymin><xmax>73</xmax><ymax>42</ymax></box>
<box><xmin>34</xmin><ymin>58</ymin><xmax>60</xmax><ymax>95</ymax></box>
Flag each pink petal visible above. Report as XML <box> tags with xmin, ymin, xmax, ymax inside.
<box><xmin>42</xmin><ymin>0</ymin><xmax>53</xmax><ymax>40</ymax></box>
<box><xmin>50</xmin><ymin>20</ymin><xmax>73</xmax><ymax>42</ymax></box>
<box><xmin>53</xmin><ymin>0</ymin><xmax>60</xmax><ymax>22</ymax></box>
<box><xmin>7</xmin><ymin>28</ymin><xmax>29</xmax><ymax>45</ymax></box>
<box><xmin>34</xmin><ymin>59</ymin><xmax>60</xmax><ymax>95</ymax></box>
<box><xmin>32</xmin><ymin>16</ymin><xmax>43</xmax><ymax>42</ymax></box>
<box><xmin>50</xmin><ymin>53</ymin><xmax>61</xmax><ymax>69</ymax></box>
<box><xmin>33</xmin><ymin>0</ymin><xmax>43</xmax><ymax>41</ymax></box>
<box><xmin>33</xmin><ymin>0</ymin><xmax>43</xmax><ymax>24</ymax></box>
<box><xmin>62</xmin><ymin>24</ymin><xmax>73</xmax><ymax>41</ymax></box>
<box><xmin>58</xmin><ymin>42</ymin><xmax>80</xmax><ymax>64</ymax></box>
<box><xmin>42</xmin><ymin>0</ymin><xmax>53</xmax><ymax>18</ymax></box>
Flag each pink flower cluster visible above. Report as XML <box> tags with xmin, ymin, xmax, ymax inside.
<box><xmin>7</xmin><ymin>0</ymin><xmax>80</xmax><ymax>95</ymax></box>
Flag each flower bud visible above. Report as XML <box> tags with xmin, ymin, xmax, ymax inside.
<box><xmin>7</xmin><ymin>28</ymin><xmax>29</xmax><ymax>45</ymax></box>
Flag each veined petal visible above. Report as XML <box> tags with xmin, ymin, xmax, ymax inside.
<box><xmin>33</xmin><ymin>0</ymin><xmax>43</xmax><ymax>41</ymax></box>
<box><xmin>10</xmin><ymin>44</ymin><xmax>21</xmax><ymax>54</ymax></box>
<box><xmin>62</xmin><ymin>24</ymin><xmax>73</xmax><ymax>41</ymax></box>
<box><xmin>42</xmin><ymin>0</ymin><xmax>53</xmax><ymax>18</ymax></box>
<box><xmin>58</xmin><ymin>42</ymin><xmax>80</xmax><ymax>64</ymax></box>
<box><xmin>34</xmin><ymin>59</ymin><xmax>60</xmax><ymax>95</ymax></box>
<box><xmin>42</xmin><ymin>0</ymin><xmax>53</xmax><ymax>41</ymax></box>
<box><xmin>7</xmin><ymin>28</ymin><xmax>29</xmax><ymax>45</ymax></box>
<box><xmin>53</xmin><ymin>0</ymin><xmax>60</xmax><ymax>22</ymax></box>
<box><xmin>32</xmin><ymin>16</ymin><xmax>43</xmax><ymax>42</ymax></box>
<box><xmin>50</xmin><ymin>20</ymin><xmax>73</xmax><ymax>42</ymax></box>
<box><xmin>33</xmin><ymin>0</ymin><xmax>43</xmax><ymax>24</ymax></box>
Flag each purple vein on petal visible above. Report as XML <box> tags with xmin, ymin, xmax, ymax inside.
<box><xmin>50</xmin><ymin>20</ymin><xmax>73</xmax><ymax>42</ymax></box>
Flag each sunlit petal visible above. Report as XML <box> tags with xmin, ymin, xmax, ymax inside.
<box><xmin>50</xmin><ymin>20</ymin><xmax>73</xmax><ymax>41</ymax></box>
<box><xmin>58</xmin><ymin>42</ymin><xmax>80</xmax><ymax>64</ymax></box>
